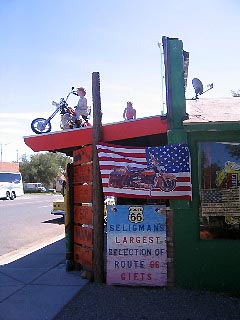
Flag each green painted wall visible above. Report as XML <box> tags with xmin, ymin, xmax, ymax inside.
<box><xmin>174</xmin><ymin>130</ymin><xmax>240</xmax><ymax>293</ymax></box>
<box><xmin>163</xmin><ymin>36</ymin><xmax>240</xmax><ymax>293</ymax></box>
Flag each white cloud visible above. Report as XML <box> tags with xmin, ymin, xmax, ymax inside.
<box><xmin>0</xmin><ymin>111</ymin><xmax>62</xmax><ymax>161</ymax></box>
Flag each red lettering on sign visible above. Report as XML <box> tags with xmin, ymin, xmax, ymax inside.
<box><xmin>120</xmin><ymin>272</ymin><xmax>152</xmax><ymax>281</ymax></box>
<box><xmin>114</xmin><ymin>235</ymin><xmax>161</xmax><ymax>244</ymax></box>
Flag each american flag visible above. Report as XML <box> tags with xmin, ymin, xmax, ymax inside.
<box><xmin>201</xmin><ymin>189</ymin><xmax>222</xmax><ymax>203</ymax></box>
<box><xmin>96</xmin><ymin>142</ymin><xmax>192</xmax><ymax>199</ymax></box>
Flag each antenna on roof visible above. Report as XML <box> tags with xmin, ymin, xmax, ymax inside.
<box><xmin>192</xmin><ymin>78</ymin><xmax>203</xmax><ymax>97</ymax></box>
<box><xmin>186</xmin><ymin>78</ymin><xmax>213</xmax><ymax>100</ymax></box>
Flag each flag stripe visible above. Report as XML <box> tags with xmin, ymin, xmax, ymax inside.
<box><xmin>103</xmin><ymin>189</ymin><xmax>191</xmax><ymax>199</ymax></box>
<box><xmin>99</xmin><ymin>160</ymin><xmax>146</xmax><ymax>167</ymax></box>
<box><xmin>101</xmin><ymin>178</ymin><xmax>191</xmax><ymax>187</ymax></box>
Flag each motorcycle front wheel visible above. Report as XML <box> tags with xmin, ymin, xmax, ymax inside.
<box><xmin>160</xmin><ymin>178</ymin><xmax>176</xmax><ymax>192</ymax></box>
<box><xmin>31</xmin><ymin>118</ymin><xmax>52</xmax><ymax>134</ymax></box>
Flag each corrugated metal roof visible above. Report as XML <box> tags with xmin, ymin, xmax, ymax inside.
<box><xmin>184</xmin><ymin>97</ymin><xmax>240</xmax><ymax>124</ymax></box>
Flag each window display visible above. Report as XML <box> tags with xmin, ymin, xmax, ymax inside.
<box><xmin>199</xmin><ymin>142</ymin><xmax>240</xmax><ymax>239</ymax></box>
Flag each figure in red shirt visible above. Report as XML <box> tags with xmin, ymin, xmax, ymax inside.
<box><xmin>123</xmin><ymin>101</ymin><xmax>136</xmax><ymax>120</ymax></box>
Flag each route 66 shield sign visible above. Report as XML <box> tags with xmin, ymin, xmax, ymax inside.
<box><xmin>128</xmin><ymin>206</ymin><xmax>144</xmax><ymax>223</ymax></box>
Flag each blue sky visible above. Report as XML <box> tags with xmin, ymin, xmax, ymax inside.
<box><xmin>0</xmin><ymin>0</ymin><xmax>239</xmax><ymax>161</ymax></box>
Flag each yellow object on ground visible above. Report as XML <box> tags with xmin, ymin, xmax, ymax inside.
<box><xmin>51</xmin><ymin>200</ymin><xmax>65</xmax><ymax>215</ymax></box>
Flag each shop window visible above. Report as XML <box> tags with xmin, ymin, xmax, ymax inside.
<box><xmin>199</xmin><ymin>142</ymin><xmax>240</xmax><ymax>239</ymax></box>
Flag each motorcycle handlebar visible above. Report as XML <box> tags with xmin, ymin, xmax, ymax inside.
<box><xmin>65</xmin><ymin>88</ymin><xmax>78</xmax><ymax>101</ymax></box>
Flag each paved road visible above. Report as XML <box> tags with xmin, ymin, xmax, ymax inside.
<box><xmin>0</xmin><ymin>194</ymin><xmax>65</xmax><ymax>259</ymax></box>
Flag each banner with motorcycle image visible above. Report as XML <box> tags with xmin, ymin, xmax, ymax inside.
<box><xmin>96</xmin><ymin>142</ymin><xmax>192</xmax><ymax>200</ymax></box>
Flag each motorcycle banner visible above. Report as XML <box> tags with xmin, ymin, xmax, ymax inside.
<box><xmin>96</xmin><ymin>142</ymin><xmax>192</xmax><ymax>200</ymax></box>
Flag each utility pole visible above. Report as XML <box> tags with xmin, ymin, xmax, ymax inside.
<box><xmin>0</xmin><ymin>143</ymin><xmax>10</xmax><ymax>162</ymax></box>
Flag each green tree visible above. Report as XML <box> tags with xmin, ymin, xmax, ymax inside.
<box><xmin>20</xmin><ymin>152</ymin><xmax>72</xmax><ymax>186</ymax></box>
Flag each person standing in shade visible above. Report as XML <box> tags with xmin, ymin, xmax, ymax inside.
<box><xmin>123</xmin><ymin>101</ymin><xmax>136</xmax><ymax>120</ymax></box>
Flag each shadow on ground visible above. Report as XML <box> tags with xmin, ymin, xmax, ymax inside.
<box><xmin>42</xmin><ymin>216</ymin><xmax>64</xmax><ymax>225</ymax></box>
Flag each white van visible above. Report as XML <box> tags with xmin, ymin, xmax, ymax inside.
<box><xmin>0</xmin><ymin>172</ymin><xmax>24</xmax><ymax>200</ymax></box>
<box><xmin>23</xmin><ymin>183</ymin><xmax>46</xmax><ymax>193</ymax></box>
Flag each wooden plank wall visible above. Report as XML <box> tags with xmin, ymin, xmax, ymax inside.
<box><xmin>73</xmin><ymin>145</ymin><xmax>93</xmax><ymax>271</ymax></box>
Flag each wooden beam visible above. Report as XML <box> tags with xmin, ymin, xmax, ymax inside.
<box><xmin>92</xmin><ymin>72</ymin><xmax>104</xmax><ymax>282</ymax></box>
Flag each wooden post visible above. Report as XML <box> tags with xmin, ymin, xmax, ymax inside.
<box><xmin>65</xmin><ymin>163</ymin><xmax>74</xmax><ymax>271</ymax></box>
<box><xmin>162</xmin><ymin>36</ymin><xmax>187</xmax><ymax>131</ymax></box>
<box><xmin>92</xmin><ymin>72</ymin><xmax>104</xmax><ymax>282</ymax></box>
<box><xmin>162</xmin><ymin>36</ymin><xmax>188</xmax><ymax>211</ymax></box>
<box><xmin>162</xmin><ymin>37</ymin><xmax>189</xmax><ymax>286</ymax></box>
<box><xmin>166</xmin><ymin>208</ymin><xmax>175</xmax><ymax>286</ymax></box>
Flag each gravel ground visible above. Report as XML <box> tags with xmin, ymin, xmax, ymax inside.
<box><xmin>54</xmin><ymin>283</ymin><xmax>240</xmax><ymax>320</ymax></box>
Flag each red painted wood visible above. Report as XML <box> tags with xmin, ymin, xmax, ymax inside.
<box><xmin>73</xmin><ymin>146</ymin><xmax>92</xmax><ymax>165</ymax></box>
<box><xmin>24</xmin><ymin>126</ymin><xmax>92</xmax><ymax>152</ymax></box>
<box><xmin>74</xmin><ymin>184</ymin><xmax>92</xmax><ymax>203</ymax></box>
<box><xmin>74</xmin><ymin>164</ymin><xmax>93</xmax><ymax>184</ymax></box>
<box><xmin>74</xmin><ymin>243</ymin><xmax>93</xmax><ymax>269</ymax></box>
<box><xmin>74</xmin><ymin>205</ymin><xmax>93</xmax><ymax>225</ymax></box>
<box><xmin>24</xmin><ymin>116</ymin><xmax>167</xmax><ymax>152</ymax></box>
<box><xmin>74</xmin><ymin>225</ymin><xmax>93</xmax><ymax>247</ymax></box>
<box><xmin>102</xmin><ymin>116</ymin><xmax>167</xmax><ymax>142</ymax></box>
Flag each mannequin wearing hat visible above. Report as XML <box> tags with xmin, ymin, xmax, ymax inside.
<box><xmin>75</xmin><ymin>87</ymin><xmax>88</xmax><ymax>122</ymax></box>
